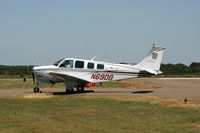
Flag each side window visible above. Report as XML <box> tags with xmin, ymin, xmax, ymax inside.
<box><xmin>87</xmin><ymin>62</ymin><xmax>94</xmax><ymax>69</ymax></box>
<box><xmin>152</xmin><ymin>53</ymin><xmax>158</xmax><ymax>60</ymax></box>
<box><xmin>75</xmin><ymin>61</ymin><xmax>84</xmax><ymax>68</ymax></box>
<box><xmin>97</xmin><ymin>64</ymin><xmax>104</xmax><ymax>69</ymax></box>
<box><xmin>59</xmin><ymin>60</ymin><xmax>73</xmax><ymax>68</ymax></box>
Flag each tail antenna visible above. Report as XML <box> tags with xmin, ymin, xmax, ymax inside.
<box><xmin>153</xmin><ymin>43</ymin><xmax>155</xmax><ymax>48</ymax></box>
<box><xmin>33</xmin><ymin>56</ymin><xmax>36</xmax><ymax>66</ymax></box>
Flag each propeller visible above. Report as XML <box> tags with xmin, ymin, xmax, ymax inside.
<box><xmin>32</xmin><ymin>72</ymin><xmax>35</xmax><ymax>85</ymax></box>
<box><xmin>28</xmin><ymin>56</ymin><xmax>37</xmax><ymax>85</ymax></box>
<box><xmin>29</xmin><ymin>66</ymin><xmax>35</xmax><ymax>85</ymax></box>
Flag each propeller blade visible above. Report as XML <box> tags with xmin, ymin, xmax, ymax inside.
<box><xmin>29</xmin><ymin>66</ymin><xmax>35</xmax><ymax>85</ymax></box>
<box><xmin>32</xmin><ymin>73</ymin><xmax>35</xmax><ymax>85</ymax></box>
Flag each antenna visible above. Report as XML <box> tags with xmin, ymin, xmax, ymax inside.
<box><xmin>91</xmin><ymin>56</ymin><xmax>96</xmax><ymax>61</ymax></box>
<box><xmin>153</xmin><ymin>43</ymin><xmax>155</xmax><ymax>48</ymax></box>
<box><xmin>33</xmin><ymin>56</ymin><xmax>36</xmax><ymax>66</ymax></box>
<box><xmin>112</xmin><ymin>56</ymin><xmax>118</xmax><ymax>64</ymax></box>
<box><xmin>104</xmin><ymin>53</ymin><xmax>107</xmax><ymax>62</ymax></box>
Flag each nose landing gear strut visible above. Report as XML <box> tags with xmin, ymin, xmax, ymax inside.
<box><xmin>33</xmin><ymin>82</ymin><xmax>40</xmax><ymax>93</ymax></box>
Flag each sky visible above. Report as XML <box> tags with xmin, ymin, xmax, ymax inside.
<box><xmin>0</xmin><ymin>0</ymin><xmax>199</xmax><ymax>66</ymax></box>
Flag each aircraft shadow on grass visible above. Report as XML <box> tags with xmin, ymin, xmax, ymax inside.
<box><xmin>50</xmin><ymin>90</ymin><xmax>132</xmax><ymax>95</ymax></box>
<box><xmin>52</xmin><ymin>90</ymin><xmax>154</xmax><ymax>95</ymax></box>
<box><xmin>132</xmin><ymin>90</ymin><xmax>154</xmax><ymax>94</ymax></box>
<box><xmin>52</xmin><ymin>90</ymin><xmax>94</xmax><ymax>95</ymax></box>
<box><xmin>27</xmin><ymin>90</ymin><xmax>154</xmax><ymax>95</ymax></box>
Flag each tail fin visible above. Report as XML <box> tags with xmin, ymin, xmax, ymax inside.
<box><xmin>136</xmin><ymin>44</ymin><xmax>165</xmax><ymax>75</ymax></box>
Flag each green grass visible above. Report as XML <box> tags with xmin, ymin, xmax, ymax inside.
<box><xmin>0</xmin><ymin>79</ymin><xmax>200</xmax><ymax>132</ymax></box>
<box><xmin>95</xmin><ymin>81</ymin><xmax>126</xmax><ymax>88</ymax></box>
<box><xmin>0</xmin><ymin>75</ymin><xmax>32</xmax><ymax>79</ymax></box>
<box><xmin>0</xmin><ymin>96</ymin><xmax>200</xmax><ymax>133</ymax></box>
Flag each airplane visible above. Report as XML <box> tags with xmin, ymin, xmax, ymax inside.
<box><xmin>30</xmin><ymin>44</ymin><xmax>165</xmax><ymax>93</ymax></box>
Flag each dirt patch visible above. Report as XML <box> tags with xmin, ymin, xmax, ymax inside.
<box><xmin>22</xmin><ymin>94</ymin><xmax>53</xmax><ymax>99</ymax></box>
<box><xmin>118</xmin><ymin>79</ymin><xmax>157</xmax><ymax>89</ymax></box>
<box><xmin>191</xmin><ymin>123</ymin><xmax>200</xmax><ymax>129</ymax></box>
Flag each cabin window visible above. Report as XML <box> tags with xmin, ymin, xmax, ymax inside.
<box><xmin>75</xmin><ymin>61</ymin><xmax>84</xmax><ymax>68</ymax></box>
<box><xmin>59</xmin><ymin>60</ymin><xmax>73</xmax><ymax>68</ymax></box>
<box><xmin>87</xmin><ymin>62</ymin><xmax>94</xmax><ymax>69</ymax></box>
<box><xmin>152</xmin><ymin>53</ymin><xmax>158</xmax><ymax>60</ymax></box>
<box><xmin>97</xmin><ymin>64</ymin><xmax>104</xmax><ymax>69</ymax></box>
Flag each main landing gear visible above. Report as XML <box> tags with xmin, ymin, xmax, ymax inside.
<box><xmin>65</xmin><ymin>85</ymin><xmax>85</xmax><ymax>94</ymax></box>
<box><xmin>77</xmin><ymin>85</ymin><xmax>84</xmax><ymax>92</ymax></box>
<box><xmin>33</xmin><ymin>82</ymin><xmax>85</xmax><ymax>94</ymax></box>
<box><xmin>66</xmin><ymin>88</ymin><xmax>74</xmax><ymax>93</ymax></box>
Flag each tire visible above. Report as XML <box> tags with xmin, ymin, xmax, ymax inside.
<box><xmin>34</xmin><ymin>87</ymin><xmax>39</xmax><ymax>93</ymax></box>
<box><xmin>77</xmin><ymin>85</ymin><xmax>84</xmax><ymax>92</ymax></box>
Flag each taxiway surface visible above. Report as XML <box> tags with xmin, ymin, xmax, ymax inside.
<box><xmin>0</xmin><ymin>78</ymin><xmax>199</xmax><ymax>98</ymax></box>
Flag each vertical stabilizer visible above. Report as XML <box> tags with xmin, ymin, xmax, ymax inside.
<box><xmin>136</xmin><ymin>44</ymin><xmax>165</xmax><ymax>74</ymax></box>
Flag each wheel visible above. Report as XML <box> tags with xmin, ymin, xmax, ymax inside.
<box><xmin>66</xmin><ymin>89</ymin><xmax>74</xmax><ymax>94</ymax></box>
<box><xmin>77</xmin><ymin>85</ymin><xmax>84</xmax><ymax>92</ymax></box>
<box><xmin>34</xmin><ymin>87</ymin><xmax>39</xmax><ymax>93</ymax></box>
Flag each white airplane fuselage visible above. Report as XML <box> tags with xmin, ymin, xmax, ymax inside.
<box><xmin>33</xmin><ymin>59</ymin><xmax>140</xmax><ymax>84</ymax></box>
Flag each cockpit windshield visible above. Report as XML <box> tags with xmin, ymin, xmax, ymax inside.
<box><xmin>53</xmin><ymin>58</ymin><xmax>64</xmax><ymax>66</ymax></box>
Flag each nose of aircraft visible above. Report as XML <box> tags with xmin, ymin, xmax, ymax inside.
<box><xmin>28</xmin><ymin>67</ymin><xmax>34</xmax><ymax>72</ymax></box>
<box><xmin>28</xmin><ymin>66</ymin><xmax>35</xmax><ymax>72</ymax></box>
<box><xmin>29</xmin><ymin>66</ymin><xmax>40</xmax><ymax>72</ymax></box>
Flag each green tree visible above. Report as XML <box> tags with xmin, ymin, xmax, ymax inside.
<box><xmin>189</xmin><ymin>62</ymin><xmax>200</xmax><ymax>74</ymax></box>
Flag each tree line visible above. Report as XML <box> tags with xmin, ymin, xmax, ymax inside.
<box><xmin>0</xmin><ymin>62</ymin><xmax>199</xmax><ymax>78</ymax></box>
<box><xmin>160</xmin><ymin>62</ymin><xmax>200</xmax><ymax>75</ymax></box>
<box><xmin>0</xmin><ymin>65</ymin><xmax>33</xmax><ymax>77</ymax></box>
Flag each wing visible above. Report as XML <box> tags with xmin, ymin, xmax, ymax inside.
<box><xmin>48</xmin><ymin>70</ymin><xmax>138</xmax><ymax>83</ymax></box>
<box><xmin>48</xmin><ymin>71</ymin><xmax>91</xmax><ymax>83</ymax></box>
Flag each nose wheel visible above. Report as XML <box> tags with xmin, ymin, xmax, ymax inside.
<box><xmin>33</xmin><ymin>87</ymin><xmax>40</xmax><ymax>93</ymax></box>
